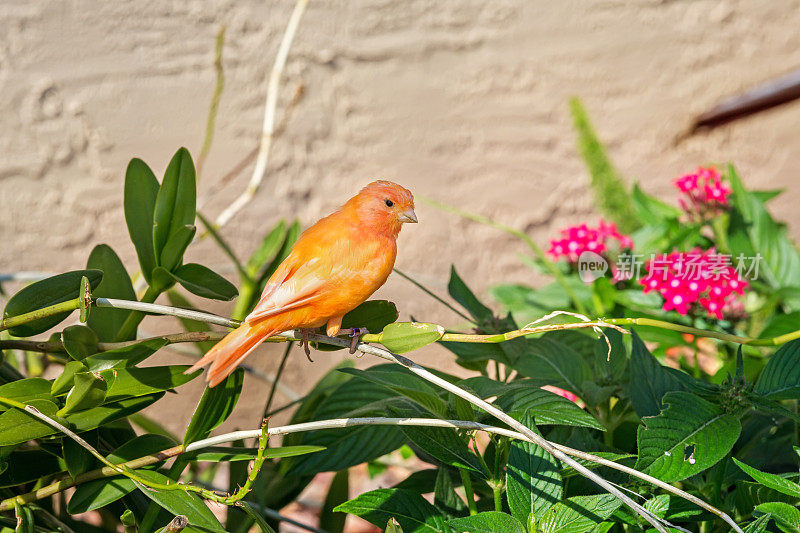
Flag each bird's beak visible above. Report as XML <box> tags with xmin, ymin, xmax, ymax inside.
<box><xmin>399</xmin><ymin>208</ymin><xmax>418</xmax><ymax>223</ymax></box>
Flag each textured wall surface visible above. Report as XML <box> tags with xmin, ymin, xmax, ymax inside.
<box><xmin>3</xmin><ymin>0</ymin><xmax>800</xmax><ymax>430</ymax></box>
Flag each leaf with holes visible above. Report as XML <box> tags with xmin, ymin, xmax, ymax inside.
<box><xmin>636</xmin><ymin>391</ymin><xmax>741</xmax><ymax>482</ymax></box>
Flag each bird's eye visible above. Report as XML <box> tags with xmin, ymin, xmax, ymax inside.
<box><xmin>385</xmin><ymin>199</ymin><xmax>394</xmax><ymax>207</ymax></box>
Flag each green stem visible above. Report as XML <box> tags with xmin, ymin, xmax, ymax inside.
<box><xmin>492</xmin><ymin>483</ymin><xmax>503</xmax><ymax>513</ymax></box>
<box><xmin>459</xmin><ymin>468</ymin><xmax>478</xmax><ymax>516</ymax></box>
<box><xmin>263</xmin><ymin>342</ymin><xmax>293</xmax><ymax>419</ymax></box>
<box><xmin>0</xmin><ymin>297</ymin><xmax>81</xmax><ymax>332</ymax></box>
<box><xmin>115</xmin><ymin>285</ymin><xmax>162</xmax><ymax>341</ymax></box>
<box><xmin>605</xmin><ymin>317</ymin><xmax>798</xmax><ymax>346</ymax></box>
<box><xmin>421</xmin><ymin>196</ymin><xmax>588</xmax><ymax>315</ymax></box>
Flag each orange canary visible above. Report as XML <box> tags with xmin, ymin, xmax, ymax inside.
<box><xmin>188</xmin><ymin>180</ymin><xmax>417</xmax><ymax>387</ymax></box>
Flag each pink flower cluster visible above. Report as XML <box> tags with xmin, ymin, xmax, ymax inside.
<box><xmin>640</xmin><ymin>248</ymin><xmax>748</xmax><ymax>320</ymax></box>
<box><xmin>675</xmin><ymin>166</ymin><xmax>731</xmax><ymax>218</ymax></box>
<box><xmin>547</xmin><ymin>221</ymin><xmax>633</xmax><ymax>263</ymax></box>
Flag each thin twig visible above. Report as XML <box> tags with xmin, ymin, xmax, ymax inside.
<box><xmin>196</xmin><ymin>25</ymin><xmax>226</xmax><ymax>176</ymax></box>
<box><xmin>393</xmin><ymin>268</ymin><xmax>475</xmax><ymax>324</ymax></box>
<box><xmin>211</xmin><ymin>0</ymin><xmax>309</xmax><ymax>230</ymax></box>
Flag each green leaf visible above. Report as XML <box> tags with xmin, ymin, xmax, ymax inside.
<box><xmin>152</xmin><ymin>147</ymin><xmax>197</xmax><ymax>261</ymax></box>
<box><xmin>102</xmin><ymin>365</ymin><xmax>199</xmax><ymax>401</ymax></box>
<box><xmin>159</xmin><ymin>225</ymin><xmax>197</xmax><ymax>272</ymax></box>
<box><xmin>510</xmin><ymin>338</ymin><xmax>592</xmax><ymax>398</ymax></box>
<box><xmin>629</xmin><ymin>331</ymin><xmax>695</xmax><ymax>418</ymax></box>
<box><xmin>320</xmin><ymin>470</ymin><xmax>349</xmax><ymax>533</ymax></box>
<box><xmin>188</xmin><ymin>445</ymin><xmax>325</xmax><ymax>462</ymax></box>
<box><xmin>15</xmin><ymin>502</ymin><xmax>34</xmax><ymax>533</ymax></box>
<box><xmin>62</xmin><ymin>325</ymin><xmax>99</xmax><ymax>360</ymax></box>
<box><xmin>87</xmin><ymin>244</ymin><xmax>137</xmax><ymax>341</ymax></box>
<box><xmin>288</xmin><ymin>377</ymin><xmax>406</xmax><ymax>475</ymax></box>
<box><xmin>0</xmin><ymin>449</ymin><xmax>63</xmax><ymax>488</ymax></box>
<box><xmin>402</xmin><ymin>426</ymin><xmax>484</xmax><ymax>475</ymax></box>
<box><xmin>506</xmin><ymin>412</ymin><xmax>562</xmax><ymax>525</ymax></box>
<box><xmin>183</xmin><ymin>368</ymin><xmax>244</xmax><ymax>445</ymax></box>
<box><xmin>316</xmin><ymin>300</ymin><xmax>400</xmax><ymax>352</ymax></box>
<box><xmin>0</xmin><ymin>378</ymin><xmax>54</xmax><ymax>411</ymax></box>
<box><xmin>433</xmin><ymin>469</ymin><xmax>466</xmax><ymax>517</ymax></box>
<box><xmin>728</xmin><ymin>164</ymin><xmax>800</xmax><ymax>291</ymax></box>
<box><xmin>70</xmin><ymin>477</ymin><xmax>137</xmax><ymax>515</ymax></box>
<box><xmin>754</xmin><ymin>339</ymin><xmax>800</xmax><ymax>400</ymax></box>
<box><xmin>448</xmin><ymin>512</ymin><xmax>525</xmax><ymax>533</ymax></box>
<box><xmin>759</xmin><ymin>313</ymin><xmax>800</xmax><ymax>340</ymax></box>
<box><xmin>63</xmin><ymin>432</ymin><xmax>96</xmax><ymax>476</ymax></box>
<box><xmin>84</xmin><ymin>338</ymin><xmax>169</xmax><ymax>371</ymax></box>
<box><xmin>335</xmin><ymin>488</ymin><xmax>451</xmax><ymax>533</ymax></box>
<box><xmin>133</xmin><ymin>469</ymin><xmax>223</xmax><ymax>531</ymax></box>
<box><xmin>756</xmin><ymin>502</ymin><xmax>800</xmax><ymax>533</ymax></box>
<box><xmin>68</xmin><ymin>434</ymin><xmax>178</xmax><ymax>514</ymax></box>
<box><xmin>340</xmin><ymin>365</ymin><xmax>446</xmax><ymax>418</ymax></box>
<box><xmin>238</xmin><ymin>501</ymin><xmax>278</xmax><ymax>533</ymax></box>
<box><xmin>448</xmin><ymin>266</ymin><xmax>493</xmax><ymax>322</ymax></box>
<box><xmin>495</xmin><ymin>386</ymin><xmax>603</xmax><ymax>430</ymax></box>
<box><xmin>3</xmin><ymin>270</ymin><xmax>103</xmax><ymax>337</ymax></box>
<box><xmin>51</xmin><ymin>360</ymin><xmax>87</xmax><ymax>396</ymax></box>
<box><xmin>169</xmin><ymin>263</ymin><xmax>238</xmax><ymax>301</ymax></box>
<box><xmin>255</xmin><ymin>220</ymin><xmax>301</xmax><ymax>289</ymax></box>
<box><xmin>58</xmin><ymin>371</ymin><xmax>108</xmax><ymax>416</ymax></box>
<box><xmin>386</xmin><ymin>517</ymin><xmax>405</xmax><ymax>533</ymax></box>
<box><xmin>631</xmin><ymin>183</ymin><xmax>681</xmax><ymax>222</ymax></box>
<box><xmin>734</xmin><ymin>458</ymin><xmax>800</xmax><ymax>499</ymax></box>
<box><xmin>744</xmin><ymin>513</ymin><xmax>773</xmax><ymax>533</ymax></box>
<box><xmin>0</xmin><ymin>399</ymin><xmax>59</xmax><ymax>446</ymax></box>
<box><xmin>538</xmin><ymin>494</ymin><xmax>622</xmax><ymax>533</ymax></box>
<box><xmin>380</xmin><ymin>322</ymin><xmax>445</xmax><ymax>354</ymax></box>
<box><xmin>65</xmin><ymin>393</ymin><xmax>164</xmax><ymax>434</ymax></box>
<box><xmin>124</xmin><ymin>158</ymin><xmax>160</xmax><ymax>283</ymax></box>
<box><xmin>570</xmin><ymin>97</ymin><xmax>638</xmax><ymax>233</ymax></box>
<box><xmin>246</xmin><ymin>220</ymin><xmax>287</xmax><ymax>275</ymax></box>
<box><xmin>343</xmin><ymin>300</ymin><xmax>399</xmax><ymax>333</ymax></box>
<box><xmin>593</xmin><ymin>328</ymin><xmax>627</xmax><ymax>383</ymax></box>
<box><xmin>636</xmin><ymin>391</ymin><xmax>741</xmax><ymax>482</ymax></box>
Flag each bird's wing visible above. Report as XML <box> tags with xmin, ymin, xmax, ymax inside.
<box><xmin>244</xmin><ymin>215</ymin><xmax>363</xmax><ymax>323</ymax></box>
<box><xmin>244</xmin><ymin>254</ymin><xmax>331</xmax><ymax>323</ymax></box>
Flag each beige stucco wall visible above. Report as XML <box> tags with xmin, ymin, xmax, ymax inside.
<box><xmin>3</xmin><ymin>0</ymin><xmax>800</xmax><ymax>431</ymax></box>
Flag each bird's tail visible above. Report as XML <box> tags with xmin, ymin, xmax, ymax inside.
<box><xmin>186</xmin><ymin>321</ymin><xmax>279</xmax><ymax>387</ymax></box>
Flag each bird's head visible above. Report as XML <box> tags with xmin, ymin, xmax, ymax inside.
<box><xmin>345</xmin><ymin>180</ymin><xmax>417</xmax><ymax>236</ymax></box>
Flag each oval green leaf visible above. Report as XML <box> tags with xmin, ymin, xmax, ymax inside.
<box><xmin>160</xmin><ymin>224</ymin><xmax>197</xmax><ymax>272</ymax></box>
<box><xmin>169</xmin><ymin>263</ymin><xmax>238</xmax><ymax>301</ymax></box>
<box><xmin>3</xmin><ymin>270</ymin><xmax>103</xmax><ymax>337</ymax></box>
<box><xmin>124</xmin><ymin>158</ymin><xmax>160</xmax><ymax>283</ymax></box>
<box><xmin>379</xmin><ymin>322</ymin><xmax>444</xmax><ymax>354</ymax></box>
<box><xmin>153</xmin><ymin>147</ymin><xmax>196</xmax><ymax>260</ymax></box>
<box><xmin>58</xmin><ymin>372</ymin><xmax>108</xmax><ymax>416</ymax></box>
<box><xmin>62</xmin><ymin>324</ymin><xmax>99</xmax><ymax>360</ymax></box>
<box><xmin>87</xmin><ymin>244</ymin><xmax>137</xmax><ymax>341</ymax></box>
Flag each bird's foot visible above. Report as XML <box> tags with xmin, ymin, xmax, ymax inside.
<box><xmin>299</xmin><ymin>328</ymin><xmax>314</xmax><ymax>362</ymax></box>
<box><xmin>339</xmin><ymin>327</ymin><xmax>370</xmax><ymax>355</ymax></box>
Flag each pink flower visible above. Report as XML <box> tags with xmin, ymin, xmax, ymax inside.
<box><xmin>639</xmin><ymin>248</ymin><xmax>748</xmax><ymax>320</ymax></box>
<box><xmin>674</xmin><ymin>166</ymin><xmax>731</xmax><ymax>220</ymax></box>
<box><xmin>548</xmin><ymin>220</ymin><xmax>633</xmax><ymax>264</ymax></box>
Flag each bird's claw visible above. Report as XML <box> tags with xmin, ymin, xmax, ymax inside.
<box><xmin>300</xmin><ymin>329</ymin><xmax>314</xmax><ymax>362</ymax></box>
<box><xmin>344</xmin><ymin>327</ymin><xmax>369</xmax><ymax>355</ymax></box>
